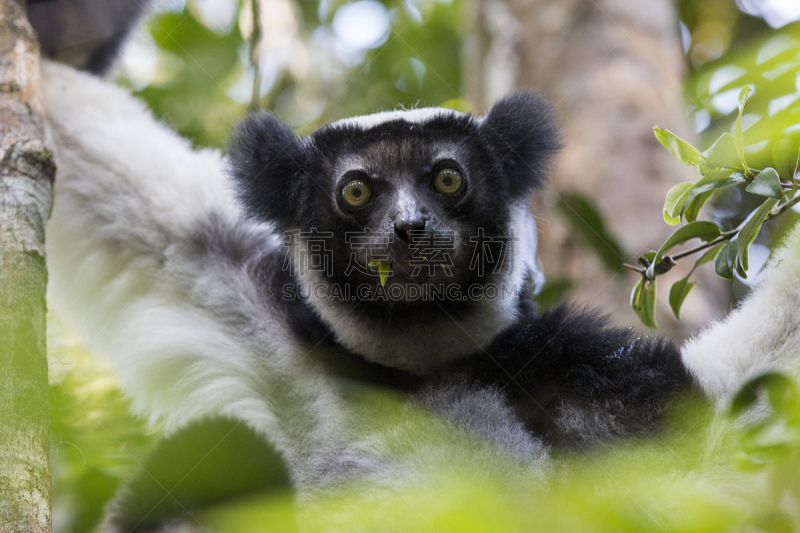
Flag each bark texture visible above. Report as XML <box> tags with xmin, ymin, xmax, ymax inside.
<box><xmin>507</xmin><ymin>0</ymin><xmax>728</xmax><ymax>337</ymax></box>
<box><xmin>0</xmin><ymin>1</ymin><xmax>54</xmax><ymax>532</ymax></box>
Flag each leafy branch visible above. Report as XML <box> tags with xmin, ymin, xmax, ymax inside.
<box><xmin>631</xmin><ymin>86</ymin><xmax>800</xmax><ymax>327</ymax></box>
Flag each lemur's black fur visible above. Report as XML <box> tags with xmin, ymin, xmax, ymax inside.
<box><xmin>36</xmin><ymin>2</ymin><xmax>701</xmax><ymax>530</ymax></box>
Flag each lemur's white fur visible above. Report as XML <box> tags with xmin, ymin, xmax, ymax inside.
<box><xmin>330</xmin><ymin>107</ymin><xmax>461</xmax><ymax>130</ymax></box>
<box><xmin>42</xmin><ymin>61</ymin><xmax>549</xmax><ymax>489</ymax></box>
<box><xmin>682</xmin><ymin>226</ymin><xmax>800</xmax><ymax>406</ymax></box>
<box><xmin>42</xmin><ymin>57</ymin><xmax>800</xmax><ymax>502</ymax></box>
<box><xmin>42</xmin><ymin>61</ymin><xmax>376</xmax><ymax>486</ymax></box>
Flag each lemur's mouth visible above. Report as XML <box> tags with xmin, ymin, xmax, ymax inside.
<box><xmin>368</xmin><ymin>257</ymin><xmax>451</xmax><ymax>286</ymax></box>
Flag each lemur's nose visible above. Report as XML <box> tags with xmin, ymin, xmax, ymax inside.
<box><xmin>394</xmin><ymin>216</ymin><xmax>427</xmax><ymax>242</ymax></box>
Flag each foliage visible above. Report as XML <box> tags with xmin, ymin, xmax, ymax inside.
<box><xmin>46</xmin><ymin>0</ymin><xmax>800</xmax><ymax>531</ymax></box>
<box><xmin>630</xmin><ymin>82</ymin><xmax>800</xmax><ymax>327</ymax></box>
<box><xmin>49</xmin><ymin>320</ymin><xmax>157</xmax><ymax>533</ymax></box>
<box><xmin>123</xmin><ymin>0</ymin><xmax>463</xmax><ymax>148</ymax></box>
<box><xmin>50</xmin><ymin>370</ymin><xmax>800</xmax><ymax>533</ymax></box>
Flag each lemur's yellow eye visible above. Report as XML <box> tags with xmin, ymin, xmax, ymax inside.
<box><xmin>433</xmin><ymin>168</ymin><xmax>463</xmax><ymax>195</ymax></box>
<box><xmin>341</xmin><ymin>179</ymin><xmax>372</xmax><ymax>207</ymax></box>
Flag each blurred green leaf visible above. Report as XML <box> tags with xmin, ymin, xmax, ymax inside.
<box><xmin>738</xmin><ymin>197</ymin><xmax>780</xmax><ymax>272</ymax></box>
<box><xmin>669</xmin><ymin>241</ymin><xmax>727</xmax><ymax>319</ymax></box>
<box><xmin>684</xmin><ymin>190</ymin><xmax>715</xmax><ymax>222</ymax></box>
<box><xmin>669</xmin><ymin>277</ymin><xmax>695</xmax><ymax>319</ymax></box>
<box><xmin>734</xmin><ymin>86</ymin><xmax>752</xmax><ymax>172</ymax></box>
<box><xmin>556</xmin><ymin>191</ymin><xmax>627</xmax><ymax>272</ymax></box>
<box><xmin>682</xmin><ymin>172</ymin><xmax>745</xmax><ymax>220</ymax></box>
<box><xmin>774</xmin><ymin>139</ymin><xmax>800</xmax><ymax>181</ymax></box>
<box><xmin>631</xmin><ymin>278</ymin><xmax>657</xmax><ymax>329</ymax></box>
<box><xmin>714</xmin><ymin>237</ymin><xmax>739</xmax><ymax>280</ymax></box>
<box><xmin>697</xmin><ymin>242</ymin><xmax>727</xmax><ymax>266</ymax></box>
<box><xmin>664</xmin><ymin>182</ymin><xmax>696</xmax><ymax>225</ymax></box>
<box><xmin>533</xmin><ymin>278</ymin><xmax>573</xmax><ymax>309</ymax></box>
<box><xmin>746</xmin><ymin>168</ymin><xmax>783</xmax><ymax>199</ymax></box>
<box><xmin>654</xmin><ymin>127</ymin><xmax>701</xmax><ymax>166</ymax></box>
<box><xmin>701</xmin><ymin>133</ymin><xmax>740</xmax><ymax>172</ymax></box>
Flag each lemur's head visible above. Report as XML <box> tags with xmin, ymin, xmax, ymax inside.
<box><xmin>229</xmin><ymin>93</ymin><xmax>560</xmax><ymax>372</ymax></box>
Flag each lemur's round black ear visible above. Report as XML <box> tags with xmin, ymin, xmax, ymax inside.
<box><xmin>228</xmin><ymin>112</ymin><xmax>305</xmax><ymax>228</ymax></box>
<box><xmin>481</xmin><ymin>92</ymin><xmax>561</xmax><ymax>198</ymax></box>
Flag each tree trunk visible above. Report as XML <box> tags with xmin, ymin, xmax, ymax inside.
<box><xmin>505</xmin><ymin>0</ymin><xmax>728</xmax><ymax>337</ymax></box>
<box><xmin>0</xmin><ymin>1</ymin><xmax>54</xmax><ymax>531</ymax></box>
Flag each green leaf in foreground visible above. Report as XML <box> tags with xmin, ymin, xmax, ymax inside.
<box><xmin>746</xmin><ymin>168</ymin><xmax>783</xmax><ymax>199</ymax></box>
<box><xmin>555</xmin><ymin>191</ymin><xmax>627</xmax><ymax>272</ymax></box>
<box><xmin>734</xmin><ymin>86</ymin><xmax>752</xmax><ymax>173</ymax></box>
<box><xmin>368</xmin><ymin>260</ymin><xmax>391</xmax><ymax>286</ymax></box>
<box><xmin>774</xmin><ymin>139</ymin><xmax>800</xmax><ymax>181</ymax></box>
<box><xmin>663</xmin><ymin>182</ymin><xmax>696</xmax><ymax>225</ymax></box>
<box><xmin>738</xmin><ymin>198</ymin><xmax>780</xmax><ymax>273</ymax></box>
<box><xmin>681</xmin><ymin>171</ymin><xmax>744</xmax><ymax>222</ymax></box>
<box><xmin>731</xmin><ymin>371</ymin><xmax>797</xmax><ymax>417</ymax></box>
<box><xmin>654</xmin><ymin>127</ymin><xmax>701</xmax><ymax>166</ymax></box>
<box><xmin>668</xmin><ymin>243</ymin><xmax>724</xmax><ymax>320</ymax></box>
<box><xmin>646</xmin><ymin>221</ymin><xmax>721</xmax><ymax>280</ymax></box>
<box><xmin>631</xmin><ymin>278</ymin><xmax>657</xmax><ymax>329</ymax></box>
<box><xmin>669</xmin><ymin>278</ymin><xmax>695</xmax><ymax>320</ymax></box>
<box><xmin>701</xmin><ymin>133</ymin><xmax>740</xmax><ymax>171</ymax></box>
<box><xmin>714</xmin><ymin>237</ymin><xmax>739</xmax><ymax>280</ymax></box>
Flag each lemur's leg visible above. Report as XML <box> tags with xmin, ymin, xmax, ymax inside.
<box><xmin>42</xmin><ymin>61</ymin><xmax>373</xmax><ymax>485</ymax></box>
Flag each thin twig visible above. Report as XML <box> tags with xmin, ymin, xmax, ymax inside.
<box><xmin>622</xmin><ymin>263</ymin><xmax>645</xmax><ymax>273</ymax></box>
<box><xmin>774</xmin><ymin>193</ymin><xmax>800</xmax><ymax>216</ymax></box>
<box><xmin>249</xmin><ymin>0</ymin><xmax>263</xmax><ymax>111</ymax></box>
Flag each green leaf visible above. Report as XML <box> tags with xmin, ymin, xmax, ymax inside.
<box><xmin>714</xmin><ymin>237</ymin><xmax>738</xmax><ymax>280</ymax></box>
<box><xmin>681</xmin><ymin>172</ymin><xmax>745</xmax><ymax>221</ymax></box>
<box><xmin>695</xmin><ymin>168</ymin><xmax>738</xmax><ymax>187</ymax></box>
<box><xmin>701</xmin><ymin>133</ymin><xmax>740</xmax><ymax>171</ymax></box>
<box><xmin>746</xmin><ymin>168</ymin><xmax>783</xmax><ymax>199</ymax></box>
<box><xmin>555</xmin><ymin>191</ymin><xmax>627</xmax><ymax>272</ymax></box>
<box><xmin>668</xmin><ymin>242</ymin><xmax>725</xmax><ymax>320</ymax></box>
<box><xmin>653</xmin><ymin>127</ymin><xmax>701</xmax><ymax>166</ymax></box>
<box><xmin>774</xmin><ymin>139</ymin><xmax>800</xmax><ymax>181</ymax></box>
<box><xmin>646</xmin><ymin>221</ymin><xmax>721</xmax><ymax>280</ymax></box>
<box><xmin>697</xmin><ymin>242</ymin><xmax>727</xmax><ymax>266</ymax></box>
<box><xmin>630</xmin><ymin>278</ymin><xmax>657</xmax><ymax>329</ymax></box>
<box><xmin>532</xmin><ymin>278</ymin><xmax>573</xmax><ymax>309</ymax></box>
<box><xmin>368</xmin><ymin>260</ymin><xmax>392</xmax><ymax>286</ymax></box>
<box><xmin>663</xmin><ymin>182</ymin><xmax>696</xmax><ymax>225</ymax></box>
<box><xmin>734</xmin><ymin>86</ymin><xmax>752</xmax><ymax>173</ymax></box>
<box><xmin>738</xmin><ymin>197</ymin><xmax>780</xmax><ymax>272</ymax></box>
<box><xmin>732</xmin><ymin>372</ymin><xmax>797</xmax><ymax>417</ymax></box>
<box><xmin>684</xmin><ymin>190</ymin><xmax>714</xmax><ymax>222</ymax></box>
<box><xmin>669</xmin><ymin>277</ymin><xmax>695</xmax><ymax>320</ymax></box>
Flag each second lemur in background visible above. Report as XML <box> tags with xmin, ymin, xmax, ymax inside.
<box><xmin>27</xmin><ymin>0</ymin><xmax>150</xmax><ymax>74</ymax></box>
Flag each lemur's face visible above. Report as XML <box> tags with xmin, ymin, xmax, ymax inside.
<box><xmin>230</xmin><ymin>93</ymin><xmax>559</xmax><ymax>295</ymax></box>
<box><xmin>301</xmin><ymin>113</ymin><xmax>506</xmax><ymax>288</ymax></box>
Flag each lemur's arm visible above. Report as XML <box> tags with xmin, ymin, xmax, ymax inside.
<box><xmin>428</xmin><ymin>306</ymin><xmax>699</xmax><ymax>448</ymax></box>
<box><xmin>434</xmin><ymin>225</ymin><xmax>800</xmax><ymax>448</ymax></box>
<box><xmin>682</xmin><ymin>224</ymin><xmax>800</xmax><ymax>407</ymax></box>
<box><xmin>42</xmin><ymin>62</ymin><xmax>360</xmax><ymax>482</ymax></box>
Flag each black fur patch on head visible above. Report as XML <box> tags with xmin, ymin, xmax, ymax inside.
<box><xmin>228</xmin><ymin>112</ymin><xmax>305</xmax><ymax>228</ymax></box>
<box><xmin>481</xmin><ymin>92</ymin><xmax>561</xmax><ymax>198</ymax></box>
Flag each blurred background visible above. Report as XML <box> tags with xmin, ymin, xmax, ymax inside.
<box><xmin>47</xmin><ymin>0</ymin><xmax>800</xmax><ymax>530</ymax></box>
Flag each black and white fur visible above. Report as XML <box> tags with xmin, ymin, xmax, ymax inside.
<box><xmin>36</xmin><ymin>6</ymin><xmax>800</xmax><ymax>531</ymax></box>
<box><xmin>27</xmin><ymin>0</ymin><xmax>149</xmax><ymax>74</ymax></box>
